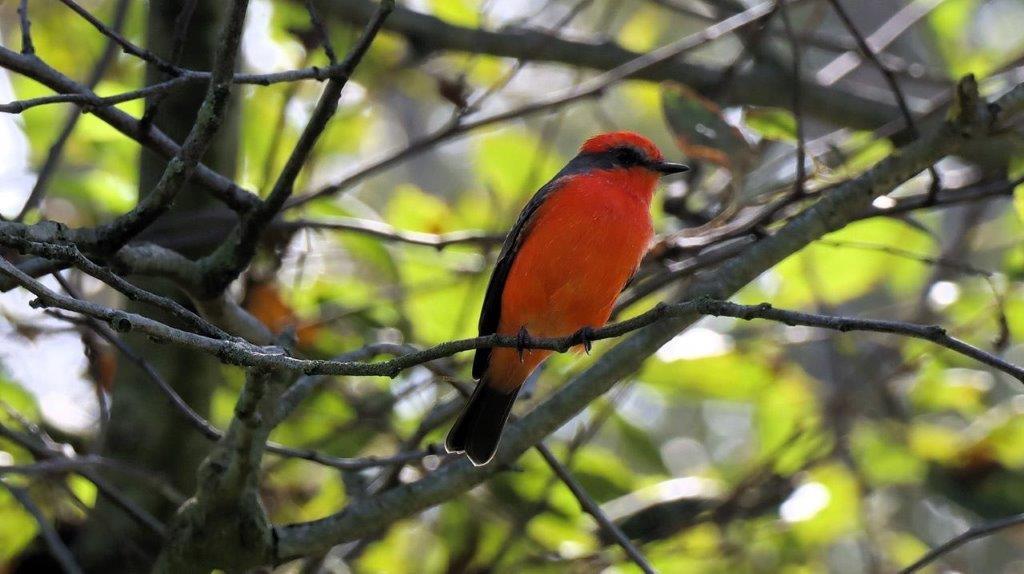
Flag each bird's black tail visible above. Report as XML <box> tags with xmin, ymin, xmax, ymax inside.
<box><xmin>445</xmin><ymin>376</ymin><xmax>520</xmax><ymax>466</ymax></box>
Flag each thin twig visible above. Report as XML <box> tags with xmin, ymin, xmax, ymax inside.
<box><xmin>825</xmin><ymin>0</ymin><xmax>919</xmax><ymax>135</ymax></box>
<box><xmin>456</xmin><ymin>0</ymin><xmax>597</xmax><ymax>117</ymax></box>
<box><xmin>779</xmin><ymin>0</ymin><xmax>806</xmax><ymax>196</ymax></box>
<box><xmin>56</xmin><ymin>0</ymin><xmax>181</xmax><ymax>76</ymax></box>
<box><xmin>826</xmin><ymin>0</ymin><xmax>942</xmax><ymax>198</ymax></box>
<box><xmin>47</xmin><ymin>310</ymin><xmax>429</xmax><ymax>471</ymax></box>
<box><xmin>17</xmin><ymin>0</ymin><xmax>35</xmax><ymax>55</ymax></box>
<box><xmin>15</xmin><ymin>0</ymin><xmax>131</xmax><ymax>222</ymax></box>
<box><xmin>709</xmin><ymin>1</ymin><xmax>780</xmax><ymax>97</ymax></box>
<box><xmin>8</xmin><ymin>251</ymin><xmax>1024</xmax><ymax>383</ymax></box>
<box><xmin>198</xmin><ymin>0</ymin><xmax>395</xmax><ymax>295</ymax></box>
<box><xmin>535</xmin><ymin>443</ymin><xmax>656</xmax><ymax>574</ymax></box>
<box><xmin>139</xmin><ymin>0</ymin><xmax>199</xmax><ymax>129</ymax></box>
<box><xmin>286</xmin><ymin>0</ymin><xmax>780</xmax><ymax>208</ymax></box>
<box><xmin>304</xmin><ymin>0</ymin><xmax>338</xmax><ymax>63</ymax></box>
<box><xmin>2</xmin><ymin>237</ymin><xmax>232</xmax><ymax>340</ymax></box>
<box><xmin>899</xmin><ymin>513</ymin><xmax>1024</xmax><ymax>574</ymax></box>
<box><xmin>0</xmin><ymin>456</ymin><xmax>185</xmax><ymax>504</ymax></box>
<box><xmin>0</xmin><ymin>421</ymin><xmax>166</xmax><ymax>536</ymax></box>
<box><xmin>0</xmin><ymin>479</ymin><xmax>84</xmax><ymax>574</ymax></box>
<box><xmin>816</xmin><ymin>0</ymin><xmax>944</xmax><ymax>86</ymax></box>
<box><xmin>0</xmin><ymin>73</ymin><xmax>196</xmax><ymax>114</ymax></box>
<box><xmin>51</xmin><ymin>274</ymin><xmax>111</xmax><ymax>435</ymax></box>
<box><xmin>290</xmin><ymin>217</ymin><xmax>503</xmax><ymax>248</ymax></box>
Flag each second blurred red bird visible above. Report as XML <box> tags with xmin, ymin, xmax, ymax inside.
<box><xmin>446</xmin><ymin>131</ymin><xmax>688</xmax><ymax>465</ymax></box>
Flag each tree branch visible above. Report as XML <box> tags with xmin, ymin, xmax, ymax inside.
<box><xmin>84</xmin><ymin>0</ymin><xmax>249</xmax><ymax>252</ymax></box>
<box><xmin>14</xmin><ymin>0</ymin><xmax>131</xmax><ymax>222</ymax></box>
<box><xmin>0</xmin><ymin>46</ymin><xmax>258</xmax><ymax>212</ymax></box>
<box><xmin>287</xmin><ymin>0</ymin><xmax>784</xmax><ymax>208</ymax></box>
<box><xmin>153</xmin><ymin>369</ymin><xmax>279</xmax><ymax>572</ymax></box>
<box><xmin>0</xmin><ymin>422</ymin><xmax>166</xmax><ymax>537</ymax></box>
<box><xmin>55</xmin><ymin>0</ymin><xmax>181</xmax><ymax>76</ymax></box>
<box><xmin>1</xmin><ymin>237</ymin><xmax>231</xmax><ymax>339</ymax></box>
<box><xmin>309</xmin><ymin>0</ymin><xmax>907</xmax><ymax>129</ymax></box>
<box><xmin>825</xmin><ymin>0</ymin><xmax>943</xmax><ymax>196</ymax></box>
<box><xmin>0</xmin><ymin>455</ymin><xmax>185</xmax><ymax>505</ymax></box>
<box><xmin>197</xmin><ymin>0</ymin><xmax>395</xmax><ymax>295</ymax></box>
<box><xmin>6</xmin><ymin>247</ymin><xmax>1024</xmax><ymax>383</ymax></box>
<box><xmin>289</xmin><ymin>217</ymin><xmax>504</xmax><ymax>248</ymax></box>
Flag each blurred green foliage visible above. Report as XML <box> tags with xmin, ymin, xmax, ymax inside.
<box><xmin>2</xmin><ymin>0</ymin><xmax>1024</xmax><ymax>572</ymax></box>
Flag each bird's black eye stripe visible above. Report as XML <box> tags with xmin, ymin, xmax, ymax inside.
<box><xmin>609</xmin><ymin>146</ymin><xmax>646</xmax><ymax>167</ymax></box>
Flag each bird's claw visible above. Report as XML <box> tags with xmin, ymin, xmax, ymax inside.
<box><xmin>516</xmin><ymin>326</ymin><xmax>531</xmax><ymax>362</ymax></box>
<box><xmin>572</xmin><ymin>326</ymin><xmax>596</xmax><ymax>354</ymax></box>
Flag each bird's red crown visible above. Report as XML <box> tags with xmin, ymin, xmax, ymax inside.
<box><xmin>579</xmin><ymin>131</ymin><xmax>665</xmax><ymax>162</ymax></box>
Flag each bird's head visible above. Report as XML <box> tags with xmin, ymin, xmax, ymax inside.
<box><xmin>569</xmin><ymin>131</ymin><xmax>688</xmax><ymax>204</ymax></box>
<box><xmin>578</xmin><ymin>131</ymin><xmax>689</xmax><ymax>176</ymax></box>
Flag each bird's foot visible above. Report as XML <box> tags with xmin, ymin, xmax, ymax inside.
<box><xmin>571</xmin><ymin>326</ymin><xmax>596</xmax><ymax>354</ymax></box>
<box><xmin>516</xmin><ymin>326</ymin><xmax>532</xmax><ymax>362</ymax></box>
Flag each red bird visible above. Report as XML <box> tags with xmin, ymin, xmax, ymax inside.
<box><xmin>446</xmin><ymin>131</ymin><xmax>688</xmax><ymax>465</ymax></box>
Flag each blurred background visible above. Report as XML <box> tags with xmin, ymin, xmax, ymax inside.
<box><xmin>2</xmin><ymin>0</ymin><xmax>1024</xmax><ymax>572</ymax></box>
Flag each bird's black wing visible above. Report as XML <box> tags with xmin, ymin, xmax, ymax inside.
<box><xmin>472</xmin><ymin>179</ymin><xmax>559</xmax><ymax>379</ymax></box>
<box><xmin>472</xmin><ymin>154</ymin><xmax>614</xmax><ymax>379</ymax></box>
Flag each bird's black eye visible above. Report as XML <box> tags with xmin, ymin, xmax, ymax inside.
<box><xmin>611</xmin><ymin>146</ymin><xmax>646</xmax><ymax>167</ymax></box>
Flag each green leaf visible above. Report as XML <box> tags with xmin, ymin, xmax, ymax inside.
<box><xmin>570</xmin><ymin>445</ymin><xmax>639</xmax><ymax>502</ymax></box>
<box><xmin>0</xmin><ymin>377</ymin><xmax>40</xmax><ymax>424</ymax></box>
<box><xmin>0</xmin><ymin>487</ymin><xmax>38</xmax><ymax>563</ymax></box>
<box><xmin>527</xmin><ymin>513</ymin><xmax>595</xmax><ymax>555</ymax></box>
<box><xmin>359</xmin><ymin>520</ymin><xmax>449</xmax><ymax>573</ymax></box>
<box><xmin>744</xmin><ymin>108</ymin><xmax>798</xmax><ymax>142</ymax></box>
<box><xmin>475</xmin><ymin>129</ymin><xmax>566</xmax><ymax>203</ymax></box>
<box><xmin>611</xmin><ymin>411</ymin><xmax>670</xmax><ymax>474</ymax></box>
<box><xmin>786</xmin><ymin>464</ymin><xmax>861</xmax><ymax>545</ymax></box>
<box><xmin>431</xmin><ymin>0</ymin><xmax>479</xmax><ymax>27</ymax></box>
<box><xmin>909</xmin><ymin>364</ymin><xmax>991</xmax><ymax>416</ymax></box>
<box><xmin>850</xmin><ymin>422</ymin><xmax>925</xmax><ymax>486</ymax></box>
<box><xmin>885</xmin><ymin>531</ymin><xmax>932</xmax><ymax>572</ymax></box>
<box><xmin>930</xmin><ymin>0</ymin><xmax>977</xmax><ymax>74</ymax></box>
<box><xmin>618</xmin><ymin>8</ymin><xmax>665</xmax><ymax>52</ymax></box>
<box><xmin>769</xmin><ymin>218</ymin><xmax>932</xmax><ymax>307</ymax></box>
<box><xmin>662</xmin><ymin>84</ymin><xmax>753</xmax><ymax>169</ymax></box>
<box><xmin>756</xmin><ymin>378</ymin><xmax>823</xmax><ymax>475</ymax></box>
<box><xmin>640</xmin><ymin>352</ymin><xmax>773</xmax><ymax>401</ymax></box>
<box><xmin>908</xmin><ymin>422</ymin><xmax>962</xmax><ymax>463</ymax></box>
<box><xmin>386</xmin><ymin>184</ymin><xmax>453</xmax><ymax>233</ymax></box>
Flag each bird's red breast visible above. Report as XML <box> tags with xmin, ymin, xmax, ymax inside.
<box><xmin>486</xmin><ymin>166</ymin><xmax>657</xmax><ymax>391</ymax></box>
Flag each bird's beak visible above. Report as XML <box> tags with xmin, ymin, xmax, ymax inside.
<box><xmin>652</xmin><ymin>161</ymin><xmax>690</xmax><ymax>175</ymax></box>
